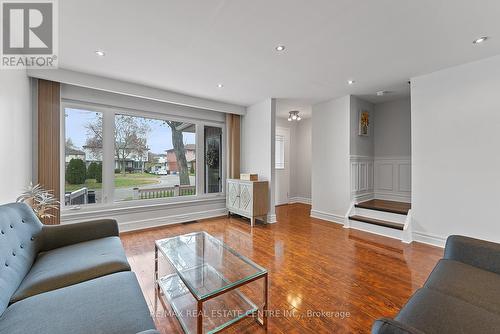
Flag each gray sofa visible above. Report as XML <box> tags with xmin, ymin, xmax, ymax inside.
<box><xmin>0</xmin><ymin>203</ymin><xmax>159</xmax><ymax>334</ymax></box>
<box><xmin>372</xmin><ymin>235</ymin><xmax>500</xmax><ymax>334</ymax></box>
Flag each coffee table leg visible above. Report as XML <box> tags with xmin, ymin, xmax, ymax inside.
<box><xmin>197</xmin><ymin>300</ymin><xmax>203</xmax><ymax>334</ymax></box>
<box><xmin>154</xmin><ymin>245</ymin><xmax>159</xmax><ymax>292</ymax></box>
<box><xmin>263</xmin><ymin>273</ymin><xmax>268</xmax><ymax>330</ymax></box>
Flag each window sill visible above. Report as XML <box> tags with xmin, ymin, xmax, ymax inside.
<box><xmin>61</xmin><ymin>193</ymin><xmax>226</xmax><ymax>221</ymax></box>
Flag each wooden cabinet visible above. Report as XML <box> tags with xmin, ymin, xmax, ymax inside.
<box><xmin>227</xmin><ymin>179</ymin><xmax>269</xmax><ymax>226</ymax></box>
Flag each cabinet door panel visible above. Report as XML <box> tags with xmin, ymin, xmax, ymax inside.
<box><xmin>238</xmin><ymin>183</ymin><xmax>253</xmax><ymax>214</ymax></box>
<box><xmin>227</xmin><ymin>181</ymin><xmax>240</xmax><ymax>210</ymax></box>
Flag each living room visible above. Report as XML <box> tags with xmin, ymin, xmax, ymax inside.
<box><xmin>1</xmin><ymin>1</ymin><xmax>500</xmax><ymax>333</ymax></box>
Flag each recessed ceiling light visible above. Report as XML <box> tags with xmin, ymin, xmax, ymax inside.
<box><xmin>348</xmin><ymin>80</ymin><xmax>355</xmax><ymax>85</ymax></box>
<box><xmin>95</xmin><ymin>50</ymin><xmax>105</xmax><ymax>56</ymax></box>
<box><xmin>473</xmin><ymin>36</ymin><xmax>489</xmax><ymax>44</ymax></box>
<box><xmin>275</xmin><ymin>45</ymin><xmax>286</xmax><ymax>52</ymax></box>
<box><xmin>376</xmin><ymin>90</ymin><xmax>387</xmax><ymax>96</ymax></box>
<box><xmin>217</xmin><ymin>83</ymin><xmax>224</xmax><ymax>88</ymax></box>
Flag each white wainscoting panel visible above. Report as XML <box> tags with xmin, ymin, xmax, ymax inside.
<box><xmin>374</xmin><ymin>157</ymin><xmax>411</xmax><ymax>202</ymax></box>
<box><xmin>350</xmin><ymin>156</ymin><xmax>374</xmax><ymax>202</ymax></box>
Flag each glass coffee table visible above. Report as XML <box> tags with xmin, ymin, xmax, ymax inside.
<box><xmin>155</xmin><ymin>232</ymin><xmax>268</xmax><ymax>334</ymax></box>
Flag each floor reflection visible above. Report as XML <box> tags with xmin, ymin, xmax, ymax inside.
<box><xmin>121</xmin><ymin>203</ymin><xmax>443</xmax><ymax>334</ymax></box>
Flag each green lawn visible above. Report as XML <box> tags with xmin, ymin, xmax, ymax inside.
<box><xmin>65</xmin><ymin>173</ymin><xmax>160</xmax><ymax>192</ymax></box>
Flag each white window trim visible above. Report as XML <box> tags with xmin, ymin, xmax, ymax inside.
<box><xmin>275</xmin><ymin>134</ymin><xmax>285</xmax><ymax>170</ymax></box>
<box><xmin>60</xmin><ymin>100</ymin><xmax>226</xmax><ymax>216</ymax></box>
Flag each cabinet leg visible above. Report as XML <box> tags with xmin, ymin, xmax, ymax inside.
<box><xmin>251</xmin><ymin>217</ymin><xmax>255</xmax><ymax>227</ymax></box>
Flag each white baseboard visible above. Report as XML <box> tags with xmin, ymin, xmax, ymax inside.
<box><xmin>310</xmin><ymin>209</ymin><xmax>345</xmax><ymax>226</ymax></box>
<box><xmin>412</xmin><ymin>231</ymin><xmax>446</xmax><ymax>248</ymax></box>
<box><xmin>353</xmin><ymin>193</ymin><xmax>374</xmax><ymax>203</ymax></box>
<box><xmin>374</xmin><ymin>192</ymin><xmax>411</xmax><ymax>203</ymax></box>
<box><xmin>119</xmin><ymin>208</ymin><xmax>228</xmax><ymax>232</ymax></box>
<box><xmin>267</xmin><ymin>213</ymin><xmax>277</xmax><ymax>224</ymax></box>
<box><xmin>288</xmin><ymin>197</ymin><xmax>311</xmax><ymax>205</ymax></box>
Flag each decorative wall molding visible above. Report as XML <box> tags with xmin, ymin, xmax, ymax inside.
<box><xmin>288</xmin><ymin>197</ymin><xmax>312</xmax><ymax>205</ymax></box>
<box><xmin>61</xmin><ymin>197</ymin><xmax>227</xmax><ymax>232</ymax></box>
<box><xmin>310</xmin><ymin>209</ymin><xmax>345</xmax><ymax>225</ymax></box>
<box><xmin>374</xmin><ymin>156</ymin><xmax>411</xmax><ymax>203</ymax></box>
<box><xmin>119</xmin><ymin>208</ymin><xmax>228</xmax><ymax>232</ymax></box>
<box><xmin>28</xmin><ymin>69</ymin><xmax>246</xmax><ymax>115</ymax></box>
<box><xmin>350</xmin><ymin>155</ymin><xmax>374</xmax><ymax>202</ymax></box>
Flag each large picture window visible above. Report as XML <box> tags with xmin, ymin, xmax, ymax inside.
<box><xmin>62</xmin><ymin>103</ymin><xmax>223</xmax><ymax>210</ymax></box>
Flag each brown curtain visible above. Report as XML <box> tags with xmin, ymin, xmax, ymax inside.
<box><xmin>38</xmin><ymin>79</ymin><xmax>61</xmax><ymax>225</ymax></box>
<box><xmin>226</xmin><ymin>113</ymin><xmax>240</xmax><ymax>179</ymax></box>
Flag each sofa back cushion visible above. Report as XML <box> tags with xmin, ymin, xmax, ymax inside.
<box><xmin>0</xmin><ymin>203</ymin><xmax>43</xmax><ymax>315</ymax></box>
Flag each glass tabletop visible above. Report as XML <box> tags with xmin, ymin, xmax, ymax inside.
<box><xmin>156</xmin><ymin>231</ymin><xmax>267</xmax><ymax>301</ymax></box>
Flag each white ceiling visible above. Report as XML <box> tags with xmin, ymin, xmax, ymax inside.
<box><xmin>59</xmin><ymin>0</ymin><xmax>500</xmax><ymax>107</ymax></box>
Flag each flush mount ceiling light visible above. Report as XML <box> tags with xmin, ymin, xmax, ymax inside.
<box><xmin>287</xmin><ymin>110</ymin><xmax>301</xmax><ymax>122</ymax></box>
<box><xmin>275</xmin><ymin>45</ymin><xmax>286</xmax><ymax>52</ymax></box>
<box><xmin>376</xmin><ymin>90</ymin><xmax>388</xmax><ymax>96</ymax></box>
<box><xmin>217</xmin><ymin>83</ymin><xmax>224</xmax><ymax>88</ymax></box>
<box><xmin>348</xmin><ymin>80</ymin><xmax>355</xmax><ymax>85</ymax></box>
<box><xmin>95</xmin><ymin>50</ymin><xmax>105</xmax><ymax>56</ymax></box>
<box><xmin>473</xmin><ymin>36</ymin><xmax>489</xmax><ymax>44</ymax></box>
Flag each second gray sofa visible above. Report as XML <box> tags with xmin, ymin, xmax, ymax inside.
<box><xmin>372</xmin><ymin>235</ymin><xmax>500</xmax><ymax>334</ymax></box>
<box><xmin>0</xmin><ymin>202</ymin><xmax>159</xmax><ymax>334</ymax></box>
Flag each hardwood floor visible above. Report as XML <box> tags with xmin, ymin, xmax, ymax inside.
<box><xmin>120</xmin><ymin>204</ymin><xmax>442</xmax><ymax>334</ymax></box>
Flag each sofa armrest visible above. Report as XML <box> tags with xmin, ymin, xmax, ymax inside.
<box><xmin>444</xmin><ymin>235</ymin><xmax>500</xmax><ymax>275</ymax></box>
<box><xmin>372</xmin><ymin>318</ymin><xmax>425</xmax><ymax>334</ymax></box>
<box><xmin>40</xmin><ymin>219</ymin><xmax>119</xmax><ymax>251</ymax></box>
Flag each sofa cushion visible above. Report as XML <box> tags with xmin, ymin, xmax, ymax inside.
<box><xmin>0</xmin><ymin>272</ymin><xmax>156</xmax><ymax>334</ymax></box>
<box><xmin>396</xmin><ymin>288</ymin><xmax>500</xmax><ymax>334</ymax></box>
<box><xmin>10</xmin><ymin>236</ymin><xmax>130</xmax><ymax>303</ymax></box>
<box><xmin>424</xmin><ymin>259</ymin><xmax>500</xmax><ymax>315</ymax></box>
<box><xmin>0</xmin><ymin>203</ymin><xmax>43</xmax><ymax>316</ymax></box>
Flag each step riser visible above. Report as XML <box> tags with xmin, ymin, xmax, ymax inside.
<box><xmin>353</xmin><ymin>207</ymin><xmax>407</xmax><ymax>224</ymax></box>
<box><xmin>348</xmin><ymin>220</ymin><xmax>403</xmax><ymax>240</ymax></box>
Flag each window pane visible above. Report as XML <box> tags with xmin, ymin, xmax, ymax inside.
<box><xmin>275</xmin><ymin>134</ymin><xmax>285</xmax><ymax>169</ymax></box>
<box><xmin>204</xmin><ymin>126</ymin><xmax>222</xmax><ymax>193</ymax></box>
<box><xmin>64</xmin><ymin>108</ymin><xmax>103</xmax><ymax>206</ymax></box>
<box><xmin>114</xmin><ymin>114</ymin><xmax>196</xmax><ymax>201</ymax></box>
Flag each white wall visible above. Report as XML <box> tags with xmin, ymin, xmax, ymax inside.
<box><xmin>374</xmin><ymin>98</ymin><xmax>411</xmax><ymax>157</ymax></box>
<box><xmin>311</xmin><ymin>96</ymin><xmax>350</xmax><ymax>223</ymax></box>
<box><xmin>372</xmin><ymin>98</ymin><xmax>412</xmax><ymax>202</ymax></box>
<box><xmin>350</xmin><ymin>96</ymin><xmax>374</xmax><ymax>157</ymax></box>
<box><xmin>241</xmin><ymin>98</ymin><xmax>276</xmax><ymax>222</ymax></box>
<box><xmin>0</xmin><ymin>71</ymin><xmax>32</xmax><ymax>204</ymax></box>
<box><xmin>411</xmin><ymin>54</ymin><xmax>500</xmax><ymax>245</ymax></box>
